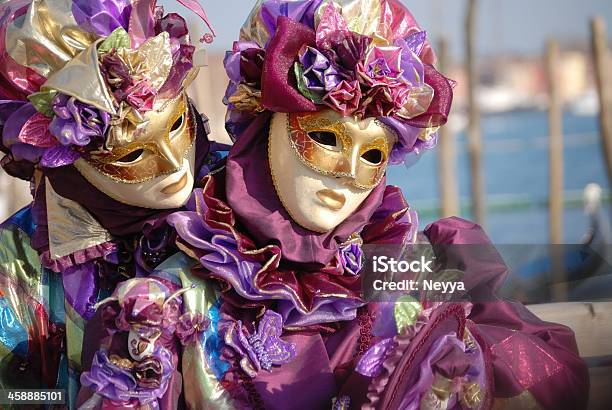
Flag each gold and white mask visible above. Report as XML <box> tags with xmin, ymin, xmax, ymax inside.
<box><xmin>75</xmin><ymin>93</ymin><xmax>197</xmax><ymax>209</ymax></box>
<box><xmin>269</xmin><ymin>110</ymin><xmax>397</xmax><ymax>233</ymax></box>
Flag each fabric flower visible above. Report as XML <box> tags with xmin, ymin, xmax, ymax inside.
<box><xmin>48</xmin><ymin>94</ymin><xmax>110</xmax><ymax>147</ymax></box>
<box><xmin>176</xmin><ymin>312</ymin><xmax>210</xmax><ymax>345</ymax></box>
<box><xmin>339</xmin><ymin>243</ymin><xmax>363</xmax><ymax>276</ymax></box>
<box><xmin>221</xmin><ymin>310</ymin><xmax>296</xmax><ymax>378</ymax></box>
<box><xmin>100</xmin><ymin>52</ymin><xmax>134</xmax><ymax>101</ymax></box>
<box><xmin>363</xmin><ymin>46</ymin><xmax>404</xmax><ymax>83</ymax></box>
<box><xmin>323</xmin><ymin>31</ymin><xmax>371</xmax><ymax>76</ymax></box>
<box><xmin>297</xmin><ymin>46</ymin><xmax>342</xmax><ymax>97</ymax></box>
<box><xmin>323</xmin><ymin>80</ymin><xmax>362</xmax><ymax>116</ymax></box>
<box><xmin>125</xmin><ymin>80</ymin><xmax>157</xmax><ymax>112</ymax></box>
<box><xmin>357</xmin><ymin>83</ymin><xmax>404</xmax><ymax>118</ymax></box>
<box><xmin>80</xmin><ymin>347</ymin><xmax>173</xmax><ymax>405</ymax></box>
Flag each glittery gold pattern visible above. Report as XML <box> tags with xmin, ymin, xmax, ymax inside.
<box><xmin>79</xmin><ymin>94</ymin><xmax>195</xmax><ymax>183</ymax></box>
<box><xmin>287</xmin><ymin>110</ymin><xmax>395</xmax><ymax>189</ymax></box>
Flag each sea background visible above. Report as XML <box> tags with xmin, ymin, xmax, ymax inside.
<box><xmin>387</xmin><ymin>110</ymin><xmax>608</xmax><ymax>244</ymax></box>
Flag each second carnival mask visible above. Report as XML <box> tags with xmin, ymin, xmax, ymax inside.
<box><xmin>75</xmin><ymin>93</ymin><xmax>197</xmax><ymax>209</ymax></box>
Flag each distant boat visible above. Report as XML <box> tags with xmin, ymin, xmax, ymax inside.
<box><xmin>504</xmin><ymin>183</ymin><xmax>612</xmax><ymax>303</ymax></box>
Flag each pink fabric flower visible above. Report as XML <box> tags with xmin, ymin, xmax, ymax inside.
<box><xmin>125</xmin><ymin>81</ymin><xmax>157</xmax><ymax>112</ymax></box>
<box><xmin>357</xmin><ymin>81</ymin><xmax>412</xmax><ymax>118</ymax></box>
<box><xmin>323</xmin><ymin>80</ymin><xmax>362</xmax><ymax>116</ymax></box>
<box><xmin>363</xmin><ymin>46</ymin><xmax>404</xmax><ymax>82</ymax></box>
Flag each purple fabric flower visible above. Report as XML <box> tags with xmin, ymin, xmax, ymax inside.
<box><xmin>176</xmin><ymin>312</ymin><xmax>210</xmax><ymax>345</ymax></box>
<box><xmin>72</xmin><ymin>0</ymin><xmax>132</xmax><ymax>37</ymax></box>
<box><xmin>339</xmin><ymin>243</ymin><xmax>363</xmax><ymax>276</ymax></box>
<box><xmin>80</xmin><ymin>349</ymin><xmax>137</xmax><ymax>403</ymax></box>
<box><xmin>361</xmin><ymin>46</ymin><xmax>404</xmax><ymax>84</ymax></box>
<box><xmin>323</xmin><ymin>80</ymin><xmax>361</xmax><ymax>116</ymax></box>
<box><xmin>221</xmin><ymin>310</ymin><xmax>296</xmax><ymax>378</ymax></box>
<box><xmin>80</xmin><ymin>347</ymin><xmax>173</xmax><ymax>405</ymax></box>
<box><xmin>322</xmin><ymin>31</ymin><xmax>371</xmax><ymax>77</ymax></box>
<box><xmin>100</xmin><ymin>52</ymin><xmax>158</xmax><ymax>112</ymax></box>
<box><xmin>48</xmin><ymin>94</ymin><xmax>110</xmax><ymax>147</ymax></box>
<box><xmin>396</xmin><ymin>37</ymin><xmax>427</xmax><ymax>86</ymax></box>
<box><xmin>297</xmin><ymin>46</ymin><xmax>342</xmax><ymax>97</ymax></box>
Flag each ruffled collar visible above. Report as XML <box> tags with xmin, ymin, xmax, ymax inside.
<box><xmin>169</xmin><ymin>172</ymin><xmax>417</xmax><ymax>327</ymax></box>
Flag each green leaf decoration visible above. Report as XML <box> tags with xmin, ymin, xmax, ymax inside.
<box><xmin>394</xmin><ymin>295</ymin><xmax>422</xmax><ymax>334</ymax></box>
<box><xmin>294</xmin><ymin>63</ymin><xmax>324</xmax><ymax>104</ymax></box>
<box><xmin>98</xmin><ymin>27</ymin><xmax>131</xmax><ymax>54</ymax></box>
<box><xmin>27</xmin><ymin>90</ymin><xmax>57</xmax><ymax>117</ymax></box>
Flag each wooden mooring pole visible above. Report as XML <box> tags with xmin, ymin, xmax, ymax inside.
<box><xmin>546</xmin><ymin>39</ymin><xmax>567</xmax><ymax>301</ymax></box>
<box><xmin>465</xmin><ymin>0</ymin><xmax>485</xmax><ymax>226</ymax></box>
<box><xmin>591</xmin><ymin>16</ymin><xmax>612</xmax><ymax>185</ymax></box>
<box><xmin>437</xmin><ymin>38</ymin><xmax>459</xmax><ymax>218</ymax></box>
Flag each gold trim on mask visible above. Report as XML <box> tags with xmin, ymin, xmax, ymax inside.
<box><xmin>81</xmin><ymin>94</ymin><xmax>196</xmax><ymax>184</ymax></box>
<box><xmin>287</xmin><ymin>111</ymin><xmax>395</xmax><ymax>190</ymax></box>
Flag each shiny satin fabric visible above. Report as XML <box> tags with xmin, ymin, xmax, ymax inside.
<box><xmin>288</xmin><ymin>110</ymin><xmax>395</xmax><ymax>189</ymax></box>
<box><xmin>0</xmin><ymin>208</ymin><xmax>67</xmax><ymax>393</ymax></box>
<box><xmin>41</xmin><ymin>38</ymin><xmax>117</xmax><ymax>114</ymax></box>
<box><xmin>45</xmin><ymin>177</ymin><xmax>113</xmax><ymax>259</ymax></box>
<box><xmin>171</xmin><ymin>253</ymin><xmax>238</xmax><ymax>410</ymax></box>
<box><xmin>5</xmin><ymin>0</ymin><xmax>98</xmax><ymax>78</ymax></box>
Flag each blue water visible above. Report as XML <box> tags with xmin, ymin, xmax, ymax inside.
<box><xmin>386</xmin><ymin>110</ymin><xmax>608</xmax><ymax>244</ymax></box>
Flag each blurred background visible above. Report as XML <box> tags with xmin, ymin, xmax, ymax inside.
<box><xmin>1</xmin><ymin>0</ymin><xmax>612</xmax><ymax>246</ymax></box>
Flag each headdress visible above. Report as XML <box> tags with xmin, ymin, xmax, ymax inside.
<box><xmin>0</xmin><ymin>0</ymin><xmax>215</xmax><ymax>180</ymax></box>
<box><xmin>223</xmin><ymin>0</ymin><xmax>454</xmax><ymax>164</ymax></box>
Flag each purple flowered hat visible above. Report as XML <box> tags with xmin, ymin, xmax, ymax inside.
<box><xmin>0</xmin><ymin>0</ymin><xmax>215</xmax><ymax>180</ymax></box>
<box><xmin>223</xmin><ymin>0</ymin><xmax>455</xmax><ymax>164</ymax></box>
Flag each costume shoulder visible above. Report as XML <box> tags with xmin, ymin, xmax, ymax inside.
<box><xmin>423</xmin><ymin>217</ymin><xmax>589</xmax><ymax>410</ymax></box>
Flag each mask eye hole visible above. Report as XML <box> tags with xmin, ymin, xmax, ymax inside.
<box><xmin>361</xmin><ymin>149</ymin><xmax>384</xmax><ymax>165</ymax></box>
<box><xmin>170</xmin><ymin>115</ymin><xmax>184</xmax><ymax>133</ymax></box>
<box><xmin>308</xmin><ymin>131</ymin><xmax>339</xmax><ymax>149</ymax></box>
<box><xmin>115</xmin><ymin>149</ymin><xmax>145</xmax><ymax>164</ymax></box>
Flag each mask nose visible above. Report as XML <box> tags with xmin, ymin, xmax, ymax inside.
<box><xmin>158</xmin><ymin>139</ymin><xmax>182</xmax><ymax>170</ymax></box>
<box><xmin>349</xmin><ymin>144</ymin><xmax>360</xmax><ymax>179</ymax></box>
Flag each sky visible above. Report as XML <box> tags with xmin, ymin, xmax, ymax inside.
<box><xmin>162</xmin><ymin>0</ymin><xmax>612</xmax><ymax>61</ymax></box>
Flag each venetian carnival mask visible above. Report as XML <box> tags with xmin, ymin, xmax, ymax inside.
<box><xmin>74</xmin><ymin>93</ymin><xmax>197</xmax><ymax>209</ymax></box>
<box><xmin>0</xmin><ymin>0</ymin><xmax>217</xmax><ymax>210</ymax></box>
<box><xmin>225</xmin><ymin>1</ymin><xmax>455</xmax><ymax>233</ymax></box>
<box><xmin>269</xmin><ymin>110</ymin><xmax>397</xmax><ymax>232</ymax></box>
